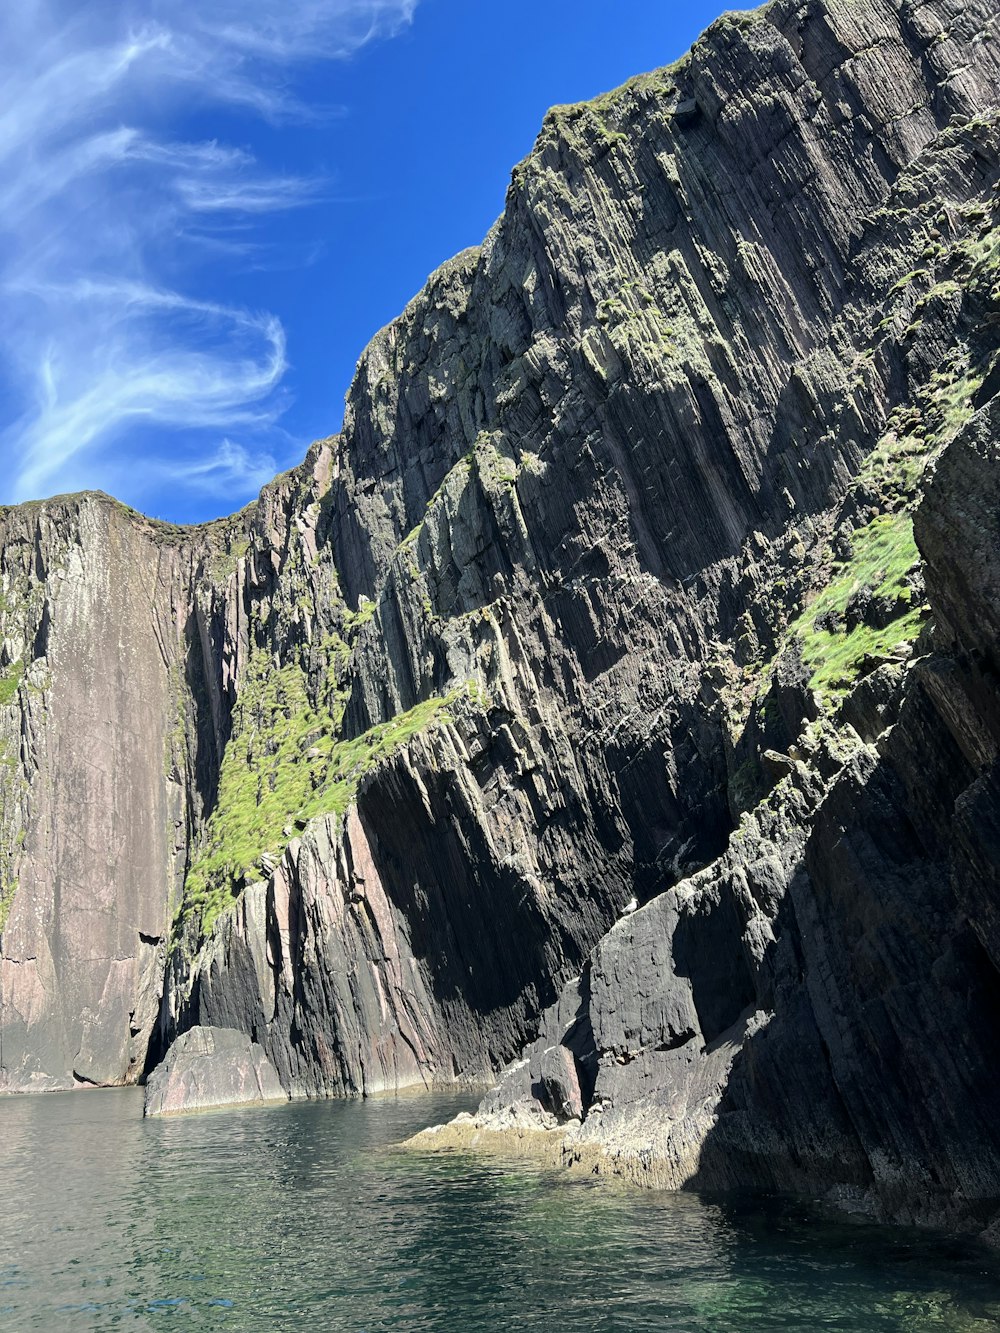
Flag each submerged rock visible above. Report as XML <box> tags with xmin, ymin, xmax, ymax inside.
<box><xmin>143</xmin><ymin>1027</ymin><xmax>287</xmax><ymax>1117</ymax></box>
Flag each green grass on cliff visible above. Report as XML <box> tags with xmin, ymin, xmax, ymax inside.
<box><xmin>182</xmin><ymin>659</ymin><xmax>463</xmax><ymax>936</ymax></box>
<box><xmin>0</xmin><ymin>661</ymin><xmax>24</xmax><ymax>707</ymax></box>
<box><xmin>0</xmin><ymin>877</ymin><xmax>16</xmax><ymax>935</ymax></box>
<box><xmin>749</xmin><ymin>206</ymin><xmax>997</xmax><ymax>714</ymax></box>
<box><xmin>792</xmin><ymin>513</ymin><xmax>927</xmax><ymax>701</ymax></box>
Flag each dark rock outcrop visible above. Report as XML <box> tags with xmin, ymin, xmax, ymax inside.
<box><xmin>420</xmin><ymin>401</ymin><xmax>1000</xmax><ymax>1235</ymax></box>
<box><xmin>0</xmin><ymin>0</ymin><xmax>999</xmax><ymax>1237</ymax></box>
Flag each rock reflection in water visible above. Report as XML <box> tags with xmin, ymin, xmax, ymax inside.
<box><xmin>2</xmin><ymin>1088</ymin><xmax>1000</xmax><ymax>1331</ymax></box>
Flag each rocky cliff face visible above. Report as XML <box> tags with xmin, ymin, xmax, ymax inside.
<box><xmin>407</xmin><ymin>0</ymin><xmax>1000</xmax><ymax>1231</ymax></box>
<box><xmin>0</xmin><ymin>496</ymin><xmax>254</xmax><ymax>1089</ymax></box>
<box><xmin>424</xmin><ymin>401</ymin><xmax>1000</xmax><ymax>1237</ymax></box>
<box><xmin>2</xmin><ymin>0</ymin><xmax>999</xmax><ymax>1233</ymax></box>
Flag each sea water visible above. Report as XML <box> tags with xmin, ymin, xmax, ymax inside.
<box><xmin>3</xmin><ymin>1087</ymin><xmax>1000</xmax><ymax>1330</ymax></box>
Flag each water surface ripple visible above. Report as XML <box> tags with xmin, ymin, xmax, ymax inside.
<box><xmin>3</xmin><ymin>1088</ymin><xmax>1000</xmax><ymax>1330</ymax></box>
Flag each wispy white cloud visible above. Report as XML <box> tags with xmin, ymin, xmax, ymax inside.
<box><xmin>181</xmin><ymin>0</ymin><xmax>417</xmax><ymax>63</ymax></box>
<box><xmin>176</xmin><ymin>174</ymin><xmax>323</xmax><ymax>214</ymax></box>
<box><xmin>104</xmin><ymin>439</ymin><xmax>282</xmax><ymax>509</ymax></box>
<box><xmin>0</xmin><ymin>0</ymin><xmax>416</xmax><ymax>510</ymax></box>
<box><xmin>170</xmin><ymin>438</ymin><xmax>280</xmax><ymax>490</ymax></box>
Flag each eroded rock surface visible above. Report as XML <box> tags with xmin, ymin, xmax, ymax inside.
<box><xmin>143</xmin><ymin>1026</ymin><xmax>287</xmax><ymax>1117</ymax></box>
<box><xmin>419</xmin><ymin>401</ymin><xmax>1000</xmax><ymax>1236</ymax></box>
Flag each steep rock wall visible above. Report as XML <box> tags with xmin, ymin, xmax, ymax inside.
<box><xmin>439</xmin><ymin>398</ymin><xmax>1000</xmax><ymax>1237</ymax></box>
<box><xmin>157</xmin><ymin>0</ymin><xmax>1000</xmax><ymax>1099</ymax></box>
<box><xmin>0</xmin><ymin>1</ymin><xmax>996</xmax><ymax>1245</ymax></box>
<box><xmin>0</xmin><ymin>498</ymin><xmax>195</xmax><ymax>1089</ymax></box>
<box><xmin>0</xmin><ymin>455</ymin><xmax>334</xmax><ymax>1090</ymax></box>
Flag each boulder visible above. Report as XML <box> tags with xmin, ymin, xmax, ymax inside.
<box><xmin>535</xmin><ymin>1045</ymin><xmax>584</xmax><ymax>1122</ymax></box>
<box><xmin>143</xmin><ymin>1026</ymin><xmax>287</xmax><ymax>1117</ymax></box>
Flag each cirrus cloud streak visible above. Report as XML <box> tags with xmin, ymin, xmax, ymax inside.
<box><xmin>0</xmin><ymin>0</ymin><xmax>416</xmax><ymax>510</ymax></box>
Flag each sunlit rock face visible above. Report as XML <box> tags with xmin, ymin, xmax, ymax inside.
<box><xmin>143</xmin><ymin>1026</ymin><xmax>287</xmax><ymax>1117</ymax></box>
<box><xmin>2</xmin><ymin>0</ymin><xmax>1000</xmax><ymax>1235</ymax></box>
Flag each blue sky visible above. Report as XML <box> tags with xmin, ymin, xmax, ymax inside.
<box><xmin>0</xmin><ymin>0</ymin><xmax>730</xmax><ymax>523</ymax></box>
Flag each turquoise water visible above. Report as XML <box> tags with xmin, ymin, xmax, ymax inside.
<box><xmin>3</xmin><ymin>1088</ymin><xmax>1000</xmax><ymax>1330</ymax></box>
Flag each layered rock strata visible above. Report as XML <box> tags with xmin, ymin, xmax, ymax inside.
<box><xmin>1</xmin><ymin>0</ymin><xmax>999</xmax><ymax>1234</ymax></box>
<box><xmin>414</xmin><ymin>403</ymin><xmax>1000</xmax><ymax>1237</ymax></box>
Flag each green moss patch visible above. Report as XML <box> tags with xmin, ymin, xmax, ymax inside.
<box><xmin>0</xmin><ymin>661</ymin><xmax>24</xmax><ymax>707</ymax></box>
<box><xmin>791</xmin><ymin>514</ymin><xmax>927</xmax><ymax>702</ymax></box>
<box><xmin>182</xmin><ymin>658</ymin><xmax>465</xmax><ymax>935</ymax></box>
<box><xmin>342</xmin><ymin>598</ymin><xmax>377</xmax><ymax>634</ymax></box>
<box><xmin>0</xmin><ymin>877</ymin><xmax>16</xmax><ymax>935</ymax></box>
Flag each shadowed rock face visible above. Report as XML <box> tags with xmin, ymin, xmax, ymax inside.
<box><xmin>2</xmin><ymin>0</ymin><xmax>1000</xmax><ymax>1233</ymax></box>
<box><xmin>445</xmin><ymin>401</ymin><xmax>1000</xmax><ymax>1237</ymax></box>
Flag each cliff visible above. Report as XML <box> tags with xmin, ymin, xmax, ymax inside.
<box><xmin>418</xmin><ymin>398</ymin><xmax>1000</xmax><ymax>1237</ymax></box>
<box><xmin>2</xmin><ymin>0</ymin><xmax>1000</xmax><ymax>1234</ymax></box>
